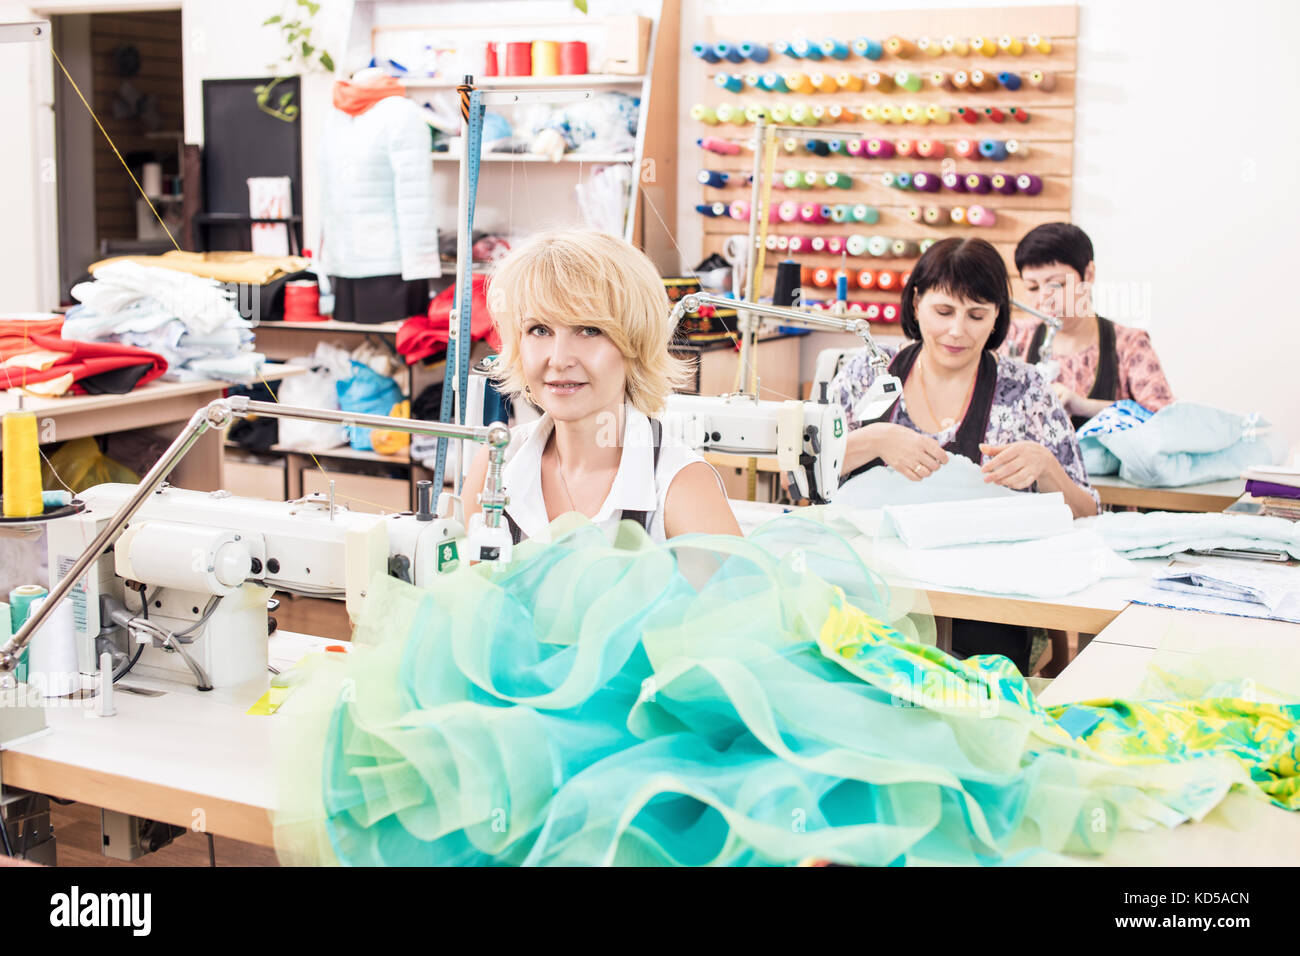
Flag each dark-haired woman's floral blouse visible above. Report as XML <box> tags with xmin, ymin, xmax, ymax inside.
<box><xmin>828</xmin><ymin>345</ymin><xmax>1101</xmax><ymax>511</ymax></box>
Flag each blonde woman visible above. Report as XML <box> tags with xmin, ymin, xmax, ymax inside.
<box><xmin>463</xmin><ymin>229</ymin><xmax>742</xmax><ymax>543</ymax></box>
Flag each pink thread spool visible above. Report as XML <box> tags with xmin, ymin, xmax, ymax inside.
<box><xmin>967</xmin><ymin>204</ymin><xmax>997</xmax><ymax>226</ymax></box>
<box><xmin>729</xmin><ymin>200</ymin><xmax>751</xmax><ymax>220</ymax></box>
<box><xmin>788</xmin><ymin>235</ymin><xmax>810</xmax><ymax>252</ymax></box>
<box><xmin>778</xmin><ymin>200</ymin><xmax>801</xmax><ymax>222</ymax></box>
<box><xmin>847</xmin><ymin>138</ymin><xmax>868</xmax><ymax>157</ymax></box>
<box><xmin>866</xmin><ymin>138</ymin><xmax>895</xmax><ymax>159</ymax></box>
<box><xmin>827</xmin><ymin>235</ymin><xmax>847</xmax><ymax>254</ymax></box>
<box><xmin>800</xmin><ymin>203</ymin><xmax>826</xmax><ymax>224</ymax></box>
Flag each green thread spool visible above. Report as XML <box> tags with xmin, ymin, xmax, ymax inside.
<box><xmin>894</xmin><ymin>70</ymin><xmax>923</xmax><ymax>92</ymax></box>
<box><xmin>823</xmin><ymin>171</ymin><xmax>853</xmax><ymax>189</ymax></box>
<box><xmin>851</xmin><ymin>203</ymin><xmax>879</xmax><ymax>224</ymax></box>
<box><xmin>830</xmin><ymin>204</ymin><xmax>851</xmax><ymax>223</ymax></box>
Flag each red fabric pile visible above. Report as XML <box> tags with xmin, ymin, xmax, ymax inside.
<box><xmin>396</xmin><ymin>275</ymin><xmax>500</xmax><ymax>365</ymax></box>
<box><xmin>0</xmin><ymin>317</ymin><xmax>168</xmax><ymax>394</ymax></box>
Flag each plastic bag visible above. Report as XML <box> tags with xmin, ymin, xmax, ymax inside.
<box><xmin>370</xmin><ymin>400</ymin><xmax>410</xmax><ymax>457</ymax></box>
<box><xmin>336</xmin><ymin>361</ymin><xmax>402</xmax><ymax>451</ymax></box>
<box><xmin>277</xmin><ymin>344</ymin><xmax>351</xmax><ymax>450</ymax></box>
<box><xmin>41</xmin><ymin>437</ymin><xmax>138</xmax><ymax>493</ymax></box>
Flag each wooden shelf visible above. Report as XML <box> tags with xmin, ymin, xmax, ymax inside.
<box><xmin>405</xmin><ymin>74</ymin><xmax>644</xmax><ymax>90</ymax></box>
<box><xmin>256</xmin><ymin>319</ymin><xmax>404</xmax><ymax>334</ymax></box>
<box><xmin>431</xmin><ymin>152</ymin><xmax>635</xmax><ymax>164</ymax></box>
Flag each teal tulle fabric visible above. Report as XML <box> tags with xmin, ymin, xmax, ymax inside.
<box><xmin>272</xmin><ymin>515</ymin><xmax>1299</xmax><ymax>866</ymax></box>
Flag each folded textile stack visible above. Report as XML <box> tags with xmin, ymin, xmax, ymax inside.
<box><xmin>1078</xmin><ymin>510</ymin><xmax>1300</xmax><ymax>559</ymax></box>
<box><xmin>65</xmin><ymin>260</ymin><xmax>265</xmax><ymax>384</ymax></box>
<box><xmin>0</xmin><ymin>316</ymin><xmax>167</xmax><ymax>396</ymax></box>
<box><xmin>1243</xmin><ymin>465</ymin><xmax>1300</xmax><ymax>521</ymax></box>
<box><xmin>89</xmin><ymin>250</ymin><xmax>310</xmax><ymax>286</ymax></box>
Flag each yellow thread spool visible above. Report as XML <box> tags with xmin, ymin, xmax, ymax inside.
<box><xmin>691</xmin><ymin>103</ymin><xmax>719</xmax><ymax>125</ymax></box>
<box><xmin>885</xmin><ymin>36</ymin><xmax>916</xmax><ymax>57</ymax></box>
<box><xmin>901</xmin><ymin>103</ymin><xmax>925</xmax><ymax>124</ymax></box>
<box><xmin>999</xmin><ymin>35</ymin><xmax>1025</xmax><ymax>55</ymax></box>
<box><xmin>950</xmin><ymin>206</ymin><xmax>968</xmax><ymax>225</ymax></box>
<box><xmin>971</xmin><ymin>36</ymin><xmax>997</xmax><ymax>57</ymax></box>
<box><xmin>812</xmin><ymin>72</ymin><xmax>838</xmax><ymax>93</ymax></box>
<box><xmin>952</xmin><ymin>70</ymin><xmax>971</xmax><ymax>90</ymax></box>
<box><xmin>970</xmin><ymin>69</ymin><xmax>996</xmax><ymax>91</ymax></box>
<box><xmin>861</xmin><ymin>103</ymin><xmax>881</xmax><ymax>122</ymax></box>
<box><xmin>785</xmin><ymin>72</ymin><xmax>814</xmax><ymax>94</ymax></box>
<box><xmin>943</xmin><ymin>36</ymin><xmax>969</xmax><ymax>55</ymax></box>
<box><xmin>3</xmin><ymin>412</ymin><xmax>44</xmax><ymax>518</ymax></box>
<box><xmin>925</xmin><ymin>103</ymin><xmax>951</xmax><ymax>124</ymax></box>
<box><xmin>531</xmin><ymin>40</ymin><xmax>560</xmax><ymax>76</ymax></box>
<box><xmin>878</xmin><ymin>104</ymin><xmax>903</xmax><ymax>124</ymax></box>
<box><xmin>836</xmin><ymin>71</ymin><xmax>864</xmax><ymax>92</ymax></box>
<box><xmin>1027</xmin><ymin>34</ymin><xmax>1052</xmax><ymax>54</ymax></box>
<box><xmin>866</xmin><ymin>70</ymin><xmax>894</xmax><ymax>92</ymax></box>
<box><xmin>917</xmin><ymin>37</ymin><xmax>944</xmax><ymax>58</ymax></box>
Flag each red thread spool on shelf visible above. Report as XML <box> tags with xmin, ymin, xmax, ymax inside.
<box><xmin>505</xmin><ymin>42</ymin><xmax>532</xmax><ymax>76</ymax></box>
<box><xmin>856</xmin><ymin>269</ymin><xmax>877</xmax><ymax>289</ymax></box>
<box><xmin>284</xmin><ymin>280</ymin><xmax>324</xmax><ymax>322</ymax></box>
<box><xmin>876</xmin><ymin>270</ymin><xmax>900</xmax><ymax>291</ymax></box>
<box><xmin>896</xmin><ymin>139</ymin><xmax>917</xmax><ymax>158</ymax></box>
<box><xmin>485</xmin><ymin>42</ymin><xmax>499</xmax><ymax>76</ymax></box>
<box><xmin>955</xmin><ymin>138</ymin><xmax>979</xmax><ymax>159</ymax></box>
<box><xmin>559</xmin><ymin>41</ymin><xmax>588</xmax><ymax>75</ymax></box>
<box><xmin>881</xmin><ymin>303</ymin><xmax>901</xmax><ymax>322</ymax></box>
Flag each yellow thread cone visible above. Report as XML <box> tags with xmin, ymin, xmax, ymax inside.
<box><xmin>3</xmin><ymin>412</ymin><xmax>44</xmax><ymax>518</ymax></box>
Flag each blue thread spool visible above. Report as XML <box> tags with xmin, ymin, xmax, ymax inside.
<box><xmin>715</xmin><ymin>42</ymin><xmax>745</xmax><ymax>63</ymax></box>
<box><xmin>761</xmin><ymin>71</ymin><xmax>789</xmax><ymax>92</ymax></box>
<box><xmin>837</xmin><ymin>272</ymin><xmax>849</xmax><ymax>301</ymax></box>
<box><xmin>740</xmin><ymin>42</ymin><xmax>770</xmax><ymax>63</ymax></box>
<box><xmin>774</xmin><ymin>40</ymin><xmax>797</xmax><ymax>57</ymax></box>
<box><xmin>852</xmin><ymin>37</ymin><xmax>883</xmax><ymax>60</ymax></box>
<box><xmin>805</xmin><ymin>139</ymin><xmax>831</xmax><ymax>156</ymax></box>
<box><xmin>827</xmin><ymin>138</ymin><xmax>847</xmax><ymax>155</ymax></box>
<box><xmin>830</xmin><ymin>204</ymin><xmax>851</xmax><ymax>222</ymax></box>
<box><xmin>821</xmin><ymin>38</ymin><xmax>850</xmax><ymax>59</ymax></box>
<box><xmin>979</xmin><ymin>139</ymin><xmax>1009</xmax><ymax>161</ymax></box>
<box><xmin>695</xmin><ymin>202</ymin><xmax>728</xmax><ymax>217</ymax></box>
<box><xmin>880</xmin><ymin>171</ymin><xmax>898</xmax><ymax>189</ymax></box>
<box><xmin>852</xmin><ymin>204</ymin><xmax>879</xmax><ymax>224</ymax></box>
<box><xmin>715</xmin><ymin>73</ymin><xmax>745</xmax><ymax>93</ymax></box>
<box><xmin>820</xmin><ymin>204</ymin><xmax>834</xmax><ymax>220</ymax></box>
<box><xmin>997</xmin><ymin>71</ymin><xmax>1022</xmax><ymax>91</ymax></box>
<box><xmin>792</xmin><ymin>39</ymin><xmax>823</xmax><ymax>59</ymax></box>
<box><xmin>697</xmin><ymin>170</ymin><xmax>730</xmax><ymax>188</ymax></box>
<box><xmin>895</xmin><ymin>172</ymin><xmax>914</xmax><ymax>190</ymax></box>
<box><xmin>693</xmin><ymin>42</ymin><xmax>721</xmax><ymax>63</ymax></box>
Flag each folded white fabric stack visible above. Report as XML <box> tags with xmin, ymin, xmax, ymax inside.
<box><xmin>65</xmin><ymin>261</ymin><xmax>265</xmax><ymax>384</ymax></box>
<box><xmin>1077</xmin><ymin>511</ymin><xmax>1300</xmax><ymax>560</ymax></box>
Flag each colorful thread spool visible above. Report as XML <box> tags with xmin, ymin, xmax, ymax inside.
<box><xmin>698</xmin><ymin>169</ymin><xmax>730</xmax><ymax>188</ymax></box>
<box><xmin>1015</xmin><ymin>173</ymin><xmax>1043</xmax><ymax>195</ymax></box>
<box><xmin>744</xmin><ymin>71</ymin><xmax>763</xmax><ymax>89</ymax></box>
<box><xmin>836</xmin><ymin>270</ymin><xmax>851</xmax><ymax>299</ymax></box>
<box><xmin>715</xmin><ymin>42</ymin><xmax>745</xmax><ymax>63</ymax></box>
<box><xmin>868</xmin><ymin>236</ymin><xmax>893</xmax><ymax>258</ymax></box>
<box><xmin>925</xmin><ymin>104</ymin><xmax>952</xmax><ymax>124</ymax></box>
<box><xmin>695</xmin><ymin>202</ymin><xmax>727</xmax><ymax>217</ymax></box>
<box><xmin>728</xmin><ymin>200</ymin><xmax>750</xmax><ymax>221</ymax></box>
<box><xmin>812</xmin><ymin>72</ymin><xmax>838</xmax><ymax>93</ymax></box>
<box><xmin>891</xmin><ymin>238</ymin><xmax>919</xmax><ymax>257</ymax></box>
<box><xmin>984</xmin><ymin>106</ymin><xmax>1006</xmax><ymax>123</ymax></box>
<box><xmin>716</xmin><ymin>72</ymin><xmax>745</xmax><ymax>93</ymax></box>
<box><xmin>761</xmin><ymin>71</ymin><xmax>789</xmax><ymax>92</ymax></box>
<box><xmin>880</xmin><ymin>171</ymin><xmax>899</xmax><ymax>189</ymax></box>
<box><xmin>776</xmin><ymin>236</ymin><xmax>790</xmax><ymax>251</ymax></box>
<box><xmin>847</xmin><ymin>234</ymin><xmax>870</xmax><ymax>256</ymax></box>
<box><xmin>856</xmin><ymin>268</ymin><xmax>876</xmax><ymax>288</ymax></box>
<box><xmin>559</xmin><ymin>41</ymin><xmax>588</xmax><ymax>75</ymax></box>
<box><xmin>827</xmin><ymin>236</ymin><xmax>847</xmax><ymax>255</ymax></box>
<box><xmin>837</xmin><ymin>71</ymin><xmax>864</xmax><ymax>92</ymax></box>
<box><xmin>876</xmin><ymin>268</ymin><xmax>900</xmax><ymax>289</ymax></box>
<box><xmin>783</xmin><ymin>169</ymin><xmax>809</xmax><ymax>190</ymax></box>
<box><xmin>853</xmin><ymin>37</ymin><xmax>884</xmax><ymax>60</ymax></box>
<box><xmin>928</xmin><ymin>70</ymin><xmax>954</xmax><ymax>91</ymax></box>
<box><xmin>823</xmin><ymin>171</ymin><xmax>854</xmax><ymax>189</ymax></box>
<box><xmin>907</xmin><ymin>205</ymin><xmax>924</xmax><ymax>223</ymax></box>
<box><xmin>881</xmin><ymin>303</ymin><xmax>901</xmax><ymax>322</ymax></box>
<box><xmin>774</xmin><ymin>40</ymin><xmax>796</xmax><ymax>57</ymax></box>
<box><xmin>1005</xmin><ymin>139</ymin><xmax>1028</xmax><ymax>157</ymax></box>
<box><xmin>895</xmin><ymin>172</ymin><xmax>914</xmax><ymax>190</ymax></box>
<box><xmin>971</xmin><ymin>36</ymin><xmax>997</xmax><ymax>57</ymax></box>
<box><xmin>800</xmin><ymin>202</ymin><xmax>825</xmax><ymax>223</ymax></box>
<box><xmin>912</xmin><ymin>170</ymin><xmax>941</xmax><ymax>192</ymax></box>
<box><xmin>884</xmin><ymin>36</ymin><xmax>916</xmax><ymax>57</ymax></box>
<box><xmin>821</xmin><ymin>38</ymin><xmax>850</xmax><ymax>59</ymax></box>
<box><xmin>788</xmin><ymin>235</ymin><xmax>809</xmax><ymax>252</ymax></box>
<box><xmin>830</xmin><ymin>204</ymin><xmax>852</xmax><ymax>223</ymax></box>
<box><xmin>955</xmin><ymin>106</ymin><xmax>980</xmax><ymax>124</ymax></box>
<box><xmin>691</xmin><ymin>104</ymin><xmax>719</xmax><ymax>125</ymax></box>
<box><xmin>866</xmin><ymin>137</ymin><xmax>895</xmax><ymax>158</ymax></box>
<box><xmin>792</xmin><ymin>39</ymin><xmax>824</xmax><ymax>60</ymax></box>
<box><xmin>900</xmin><ymin>104</ymin><xmax>926</xmax><ymax>124</ymax></box>
<box><xmin>916</xmin><ymin>243</ymin><xmax>934</xmax><ymax>257</ymax></box>
<box><xmin>765</xmin><ymin>235</ymin><xmax>780</xmax><ymax>251</ymax></box>
<box><xmin>895</xmin><ymin>138</ymin><xmax>917</xmax><ymax>158</ymax></box>
<box><xmin>693</xmin><ymin>42</ymin><xmax>721</xmax><ymax>63</ymax></box>
<box><xmin>878</xmin><ymin>104</ymin><xmax>904</xmax><ymax>124</ymax></box>
<box><xmin>789</xmin><ymin>104</ymin><xmax>817</xmax><ymax>126</ymax></box>
<box><xmin>847</xmin><ymin>138</ymin><xmax>868</xmax><ymax>157</ymax></box>
<box><xmin>812</xmin><ymin>268</ymin><xmax>834</xmax><ymax>288</ymax></box>
<box><xmin>803</xmin><ymin>171</ymin><xmax>822</xmax><ymax>188</ymax></box>
<box><xmin>740</xmin><ymin>42</ymin><xmax>770</xmax><ymax>63</ymax></box>
<box><xmin>866</xmin><ymin>70</ymin><xmax>894</xmax><ymax>92</ymax></box>
<box><xmin>999</xmin><ymin>35</ymin><xmax>1024</xmax><ymax>56</ymax></box>
<box><xmin>2</xmin><ymin>412</ymin><xmax>43</xmax><ymax>518</ymax></box>
<box><xmin>943</xmin><ymin>36</ymin><xmax>970</xmax><ymax>55</ymax></box>
<box><xmin>860</xmin><ymin>104</ymin><xmax>881</xmax><ymax>122</ymax></box>
<box><xmin>998</xmin><ymin>71</ymin><xmax>1022</xmax><ymax>91</ymax></box>
<box><xmin>979</xmin><ymin>139</ymin><xmax>1009</xmax><ymax>160</ymax></box>
<box><xmin>716</xmin><ymin>103</ymin><xmax>748</xmax><ymax>125</ymax></box>
<box><xmin>1009</xmin><ymin>107</ymin><xmax>1030</xmax><ymax>123</ymax></box>
<box><xmin>955</xmin><ymin>138</ymin><xmax>979</xmax><ymax>159</ymax></box>
<box><xmin>810</xmin><ymin>236</ymin><xmax>828</xmax><ymax>253</ymax></box>
<box><xmin>744</xmin><ymin>104</ymin><xmax>771</xmax><ymax>123</ymax></box>
<box><xmin>805</xmin><ymin>139</ymin><xmax>831</xmax><ymax>157</ymax></box>
<box><xmin>894</xmin><ymin>70</ymin><xmax>923</xmax><ymax>92</ymax></box>
<box><xmin>826</xmin><ymin>104</ymin><xmax>850</xmax><ymax>123</ymax></box>
<box><xmin>951</xmin><ymin>70</ymin><xmax>971</xmax><ymax>91</ymax></box>
<box><xmin>990</xmin><ymin>173</ymin><xmax>1017</xmax><ymax>195</ymax></box>
<box><xmin>770</xmin><ymin>104</ymin><xmax>792</xmax><ymax>124</ymax></box>
<box><xmin>916</xmin><ymin>37</ymin><xmax>944</xmax><ymax>58</ymax></box>
<box><xmin>964</xmin><ymin>173</ymin><xmax>992</xmax><ymax>193</ymax></box>
<box><xmin>863</xmin><ymin>302</ymin><xmax>883</xmax><ymax>321</ymax></box>
<box><xmin>950</xmin><ymin>206</ymin><xmax>968</xmax><ymax>225</ymax></box>
<box><xmin>1028</xmin><ymin>70</ymin><xmax>1056</xmax><ymax>91</ymax></box>
<box><xmin>532</xmin><ymin>40</ymin><xmax>560</xmax><ymax>76</ymax></box>
<box><xmin>967</xmin><ymin>204</ymin><xmax>996</xmax><ymax>227</ymax></box>
<box><xmin>969</xmin><ymin>69</ymin><xmax>997</xmax><ymax>91</ymax></box>
<box><xmin>916</xmin><ymin>138</ymin><xmax>946</xmax><ymax>158</ymax></box>
<box><xmin>505</xmin><ymin>42</ymin><xmax>532</xmax><ymax>76</ymax></box>
<box><xmin>942</xmin><ymin>171</ymin><xmax>966</xmax><ymax>192</ymax></box>
<box><xmin>852</xmin><ymin>204</ymin><xmax>879</xmax><ymax>224</ymax></box>
<box><xmin>1027</xmin><ymin>34</ymin><xmax>1052</xmax><ymax>54</ymax></box>
<box><xmin>698</xmin><ymin>137</ymin><xmax>743</xmax><ymax>155</ymax></box>
<box><xmin>785</xmin><ymin>71</ymin><xmax>814</xmax><ymax>94</ymax></box>
<box><xmin>780</xmin><ymin>135</ymin><xmax>800</xmax><ymax>153</ymax></box>
<box><xmin>923</xmin><ymin>205</ymin><xmax>946</xmax><ymax>225</ymax></box>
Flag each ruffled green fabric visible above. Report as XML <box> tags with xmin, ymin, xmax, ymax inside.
<box><xmin>272</xmin><ymin>516</ymin><xmax>1299</xmax><ymax>866</ymax></box>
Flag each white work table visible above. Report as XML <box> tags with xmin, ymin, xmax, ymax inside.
<box><xmin>0</xmin><ymin>631</ymin><xmax>331</xmax><ymax>848</ymax></box>
<box><xmin>1038</xmin><ymin>604</ymin><xmax>1300</xmax><ymax>865</ymax></box>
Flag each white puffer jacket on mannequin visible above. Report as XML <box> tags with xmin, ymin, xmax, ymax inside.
<box><xmin>319</xmin><ymin>93</ymin><xmax>441</xmax><ymax>280</ymax></box>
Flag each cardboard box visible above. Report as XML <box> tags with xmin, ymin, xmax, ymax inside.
<box><xmin>601</xmin><ymin>14</ymin><xmax>651</xmax><ymax>75</ymax></box>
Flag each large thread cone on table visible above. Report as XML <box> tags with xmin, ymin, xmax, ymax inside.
<box><xmin>3</xmin><ymin>411</ymin><xmax>44</xmax><ymax>517</ymax></box>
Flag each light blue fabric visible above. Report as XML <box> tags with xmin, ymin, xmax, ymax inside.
<box><xmin>1079</xmin><ymin>402</ymin><xmax>1278</xmax><ymax>487</ymax></box>
<box><xmin>319</xmin><ymin>97</ymin><xmax>440</xmax><ymax>281</ymax></box>
<box><xmin>1077</xmin><ymin>400</ymin><xmax>1153</xmax><ymax>477</ymax></box>
<box><xmin>1078</xmin><ymin>510</ymin><xmax>1300</xmax><ymax>559</ymax></box>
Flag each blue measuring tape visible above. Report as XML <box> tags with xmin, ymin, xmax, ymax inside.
<box><xmin>431</xmin><ymin>85</ymin><xmax>483</xmax><ymax>494</ymax></box>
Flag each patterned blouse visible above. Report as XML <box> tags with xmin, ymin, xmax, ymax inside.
<box><xmin>1001</xmin><ymin>318</ymin><xmax>1175</xmax><ymax>412</ymax></box>
<box><xmin>828</xmin><ymin>345</ymin><xmax>1101</xmax><ymax>511</ymax></box>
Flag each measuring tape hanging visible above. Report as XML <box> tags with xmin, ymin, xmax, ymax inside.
<box><xmin>431</xmin><ymin>84</ymin><xmax>485</xmax><ymax>494</ymax></box>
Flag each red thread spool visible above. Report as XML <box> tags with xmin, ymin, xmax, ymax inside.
<box><xmin>881</xmin><ymin>303</ymin><xmax>901</xmax><ymax>322</ymax></box>
<box><xmin>955</xmin><ymin>138</ymin><xmax>979</xmax><ymax>159</ymax></box>
<box><xmin>505</xmin><ymin>42</ymin><xmax>532</xmax><ymax>76</ymax></box>
<box><xmin>956</xmin><ymin>107</ymin><xmax>980</xmax><ymax>124</ymax></box>
<box><xmin>895</xmin><ymin>139</ymin><xmax>917</xmax><ymax>158</ymax></box>
<box><xmin>559</xmin><ymin>41</ymin><xmax>588</xmax><ymax>75</ymax></box>
<box><xmin>485</xmin><ymin>42</ymin><xmax>500</xmax><ymax>76</ymax></box>
<box><xmin>856</xmin><ymin>269</ymin><xmax>877</xmax><ymax>289</ymax></box>
<box><xmin>284</xmin><ymin>280</ymin><xmax>324</xmax><ymax>322</ymax></box>
<box><xmin>876</xmin><ymin>270</ymin><xmax>900</xmax><ymax>291</ymax></box>
<box><xmin>864</xmin><ymin>303</ymin><xmax>883</xmax><ymax>321</ymax></box>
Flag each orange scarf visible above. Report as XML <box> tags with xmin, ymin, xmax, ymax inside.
<box><xmin>332</xmin><ymin>77</ymin><xmax>405</xmax><ymax>116</ymax></box>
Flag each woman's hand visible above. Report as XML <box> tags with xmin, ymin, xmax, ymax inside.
<box><xmin>1051</xmin><ymin>382</ymin><xmax>1083</xmax><ymax>415</ymax></box>
<box><xmin>873</xmin><ymin>423</ymin><xmax>949</xmax><ymax>482</ymax></box>
<box><xmin>978</xmin><ymin>441</ymin><xmax>1057</xmax><ymax>490</ymax></box>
